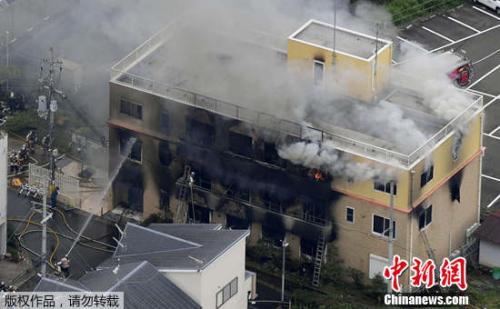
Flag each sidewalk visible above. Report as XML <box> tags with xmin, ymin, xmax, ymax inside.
<box><xmin>0</xmin><ymin>256</ymin><xmax>34</xmax><ymax>289</ymax></box>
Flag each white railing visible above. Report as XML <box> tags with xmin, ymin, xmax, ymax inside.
<box><xmin>110</xmin><ymin>29</ymin><xmax>484</xmax><ymax>168</ymax></box>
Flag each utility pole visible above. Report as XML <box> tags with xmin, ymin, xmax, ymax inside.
<box><xmin>41</xmin><ymin>192</ymin><xmax>47</xmax><ymax>276</ymax></box>
<box><xmin>387</xmin><ymin>180</ymin><xmax>395</xmax><ymax>294</ymax></box>
<box><xmin>5</xmin><ymin>31</ymin><xmax>9</xmax><ymax>91</ymax></box>
<box><xmin>38</xmin><ymin>48</ymin><xmax>64</xmax><ymax>182</ymax></box>
<box><xmin>281</xmin><ymin>238</ymin><xmax>289</xmax><ymax>305</ymax></box>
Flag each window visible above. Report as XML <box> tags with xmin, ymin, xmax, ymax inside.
<box><xmin>225</xmin><ymin>184</ymin><xmax>250</xmax><ymax>203</ymax></box>
<box><xmin>262</xmin><ymin>192</ymin><xmax>282</xmax><ymax>213</ymax></box>
<box><xmin>159</xmin><ymin>189</ymin><xmax>169</xmax><ymax>210</ymax></box>
<box><xmin>191</xmin><ymin>167</ymin><xmax>211</xmax><ymax>191</ymax></box>
<box><xmin>186</xmin><ymin>118</ymin><xmax>215</xmax><ymax>146</ymax></box>
<box><xmin>119</xmin><ymin>133</ymin><xmax>142</xmax><ymax>163</ymax></box>
<box><xmin>120</xmin><ymin>99</ymin><xmax>142</xmax><ymax>119</ymax></box>
<box><xmin>159</xmin><ymin>110</ymin><xmax>170</xmax><ymax>133</ymax></box>
<box><xmin>420</xmin><ymin>165</ymin><xmax>434</xmax><ymax>187</ymax></box>
<box><xmin>158</xmin><ymin>141</ymin><xmax>171</xmax><ymax>166</ymax></box>
<box><xmin>313</xmin><ymin>60</ymin><xmax>324</xmax><ymax>84</ymax></box>
<box><xmin>374</xmin><ymin>181</ymin><xmax>397</xmax><ymax>195</ymax></box>
<box><xmin>228</xmin><ymin>131</ymin><xmax>253</xmax><ymax>157</ymax></box>
<box><xmin>372</xmin><ymin>214</ymin><xmax>396</xmax><ymax>239</ymax></box>
<box><xmin>346</xmin><ymin>207</ymin><xmax>354</xmax><ymax>223</ymax></box>
<box><xmin>418</xmin><ymin>205</ymin><xmax>432</xmax><ymax>230</ymax></box>
<box><xmin>263</xmin><ymin>142</ymin><xmax>281</xmax><ymax>165</ymax></box>
<box><xmin>216</xmin><ymin>277</ymin><xmax>238</xmax><ymax>308</ymax></box>
<box><xmin>449</xmin><ymin>171</ymin><xmax>462</xmax><ymax>202</ymax></box>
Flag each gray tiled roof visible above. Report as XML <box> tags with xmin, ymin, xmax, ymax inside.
<box><xmin>35</xmin><ymin>261</ymin><xmax>200</xmax><ymax>309</ymax></box>
<box><xmin>102</xmin><ymin>223</ymin><xmax>249</xmax><ymax>270</ymax></box>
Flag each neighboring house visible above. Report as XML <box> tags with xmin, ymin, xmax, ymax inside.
<box><xmin>35</xmin><ymin>223</ymin><xmax>254</xmax><ymax>309</ymax></box>
<box><xmin>35</xmin><ymin>261</ymin><xmax>200</xmax><ymax>309</ymax></box>
<box><xmin>475</xmin><ymin>210</ymin><xmax>500</xmax><ymax>268</ymax></box>
<box><xmin>99</xmin><ymin>223</ymin><xmax>255</xmax><ymax>309</ymax></box>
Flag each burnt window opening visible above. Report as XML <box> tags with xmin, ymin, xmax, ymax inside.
<box><xmin>159</xmin><ymin>110</ymin><xmax>170</xmax><ymax>133</ymax></box>
<box><xmin>119</xmin><ymin>132</ymin><xmax>142</xmax><ymax>163</ymax></box>
<box><xmin>127</xmin><ymin>186</ymin><xmax>144</xmax><ymax>212</ymax></box>
<box><xmin>263</xmin><ymin>142</ymin><xmax>282</xmax><ymax>165</ymax></box>
<box><xmin>302</xmin><ymin>200</ymin><xmax>327</xmax><ymax>224</ymax></box>
<box><xmin>188</xmin><ymin>204</ymin><xmax>211</xmax><ymax>224</ymax></box>
<box><xmin>228</xmin><ymin>131</ymin><xmax>253</xmax><ymax>158</ymax></box>
<box><xmin>346</xmin><ymin>207</ymin><xmax>354</xmax><ymax>223</ymax></box>
<box><xmin>120</xmin><ymin>99</ymin><xmax>142</xmax><ymax>119</ymax></box>
<box><xmin>313</xmin><ymin>59</ymin><xmax>325</xmax><ymax>84</ymax></box>
<box><xmin>450</xmin><ymin>171</ymin><xmax>462</xmax><ymax>203</ymax></box>
<box><xmin>159</xmin><ymin>189</ymin><xmax>169</xmax><ymax>210</ymax></box>
<box><xmin>186</xmin><ymin>118</ymin><xmax>215</xmax><ymax>147</ymax></box>
<box><xmin>226</xmin><ymin>215</ymin><xmax>250</xmax><ymax>230</ymax></box>
<box><xmin>373</xmin><ymin>214</ymin><xmax>396</xmax><ymax>239</ymax></box>
<box><xmin>191</xmin><ymin>166</ymin><xmax>212</xmax><ymax>191</ymax></box>
<box><xmin>418</xmin><ymin>205</ymin><xmax>432</xmax><ymax>230</ymax></box>
<box><xmin>300</xmin><ymin>238</ymin><xmax>317</xmax><ymax>258</ymax></box>
<box><xmin>158</xmin><ymin>141</ymin><xmax>171</xmax><ymax>166</ymax></box>
<box><xmin>262</xmin><ymin>192</ymin><xmax>283</xmax><ymax>213</ymax></box>
<box><xmin>225</xmin><ymin>183</ymin><xmax>251</xmax><ymax>203</ymax></box>
<box><xmin>261</xmin><ymin>224</ymin><xmax>285</xmax><ymax>248</ymax></box>
<box><xmin>374</xmin><ymin>181</ymin><xmax>397</xmax><ymax>195</ymax></box>
<box><xmin>420</xmin><ymin>165</ymin><xmax>434</xmax><ymax>188</ymax></box>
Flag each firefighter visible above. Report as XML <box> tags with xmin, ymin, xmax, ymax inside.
<box><xmin>50</xmin><ymin>185</ymin><xmax>59</xmax><ymax>209</ymax></box>
<box><xmin>57</xmin><ymin>256</ymin><xmax>70</xmax><ymax>278</ymax></box>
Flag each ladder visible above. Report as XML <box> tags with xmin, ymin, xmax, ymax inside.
<box><xmin>312</xmin><ymin>233</ymin><xmax>326</xmax><ymax>287</ymax></box>
<box><xmin>420</xmin><ymin>229</ymin><xmax>441</xmax><ymax>291</ymax></box>
<box><xmin>174</xmin><ymin>166</ymin><xmax>191</xmax><ymax>223</ymax></box>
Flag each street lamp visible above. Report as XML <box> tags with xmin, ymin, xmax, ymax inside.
<box><xmin>281</xmin><ymin>238</ymin><xmax>289</xmax><ymax>304</ymax></box>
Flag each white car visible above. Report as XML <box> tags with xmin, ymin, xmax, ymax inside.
<box><xmin>473</xmin><ymin>0</ymin><xmax>500</xmax><ymax>14</ymax></box>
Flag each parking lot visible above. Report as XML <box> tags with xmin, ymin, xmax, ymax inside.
<box><xmin>395</xmin><ymin>2</ymin><xmax>500</xmax><ymax>214</ymax></box>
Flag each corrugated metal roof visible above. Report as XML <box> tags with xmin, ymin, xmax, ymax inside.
<box><xmin>475</xmin><ymin>210</ymin><xmax>500</xmax><ymax>245</ymax></box>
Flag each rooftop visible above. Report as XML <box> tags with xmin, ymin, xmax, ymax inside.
<box><xmin>110</xmin><ymin>21</ymin><xmax>483</xmax><ymax>169</ymax></box>
<box><xmin>289</xmin><ymin>19</ymin><xmax>391</xmax><ymax>60</ymax></box>
<box><xmin>100</xmin><ymin>223</ymin><xmax>249</xmax><ymax>270</ymax></box>
<box><xmin>35</xmin><ymin>261</ymin><xmax>200</xmax><ymax>309</ymax></box>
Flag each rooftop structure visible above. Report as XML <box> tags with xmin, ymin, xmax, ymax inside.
<box><xmin>289</xmin><ymin>19</ymin><xmax>390</xmax><ymax>60</ymax></box>
<box><xmin>110</xmin><ymin>21</ymin><xmax>482</xmax><ymax>169</ymax></box>
<box><xmin>100</xmin><ymin>223</ymin><xmax>249</xmax><ymax>270</ymax></box>
<box><xmin>35</xmin><ymin>261</ymin><xmax>200</xmax><ymax>309</ymax></box>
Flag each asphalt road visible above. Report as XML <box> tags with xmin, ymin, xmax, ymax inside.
<box><xmin>6</xmin><ymin>189</ymin><xmax>116</xmax><ymax>281</ymax></box>
<box><xmin>395</xmin><ymin>1</ymin><xmax>500</xmax><ymax>214</ymax></box>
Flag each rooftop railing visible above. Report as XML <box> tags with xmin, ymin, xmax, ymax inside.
<box><xmin>110</xmin><ymin>25</ymin><xmax>484</xmax><ymax>169</ymax></box>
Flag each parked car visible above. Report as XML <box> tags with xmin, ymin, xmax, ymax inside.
<box><xmin>473</xmin><ymin>0</ymin><xmax>500</xmax><ymax>15</ymax></box>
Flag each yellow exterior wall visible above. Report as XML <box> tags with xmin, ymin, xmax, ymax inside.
<box><xmin>287</xmin><ymin>37</ymin><xmax>393</xmax><ymax>102</ymax></box>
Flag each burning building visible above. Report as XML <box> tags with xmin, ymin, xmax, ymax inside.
<box><xmin>107</xmin><ymin>15</ymin><xmax>483</xmax><ymax>289</ymax></box>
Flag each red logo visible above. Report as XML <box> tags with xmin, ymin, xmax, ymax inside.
<box><xmin>383</xmin><ymin>255</ymin><xmax>467</xmax><ymax>292</ymax></box>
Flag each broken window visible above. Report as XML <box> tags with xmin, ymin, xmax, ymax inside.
<box><xmin>374</xmin><ymin>181</ymin><xmax>397</xmax><ymax>195</ymax></box>
<box><xmin>158</xmin><ymin>141</ymin><xmax>171</xmax><ymax>166</ymax></box>
<box><xmin>159</xmin><ymin>110</ymin><xmax>170</xmax><ymax>133</ymax></box>
<box><xmin>262</xmin><ymin>192</ymin><xmax>282</xmax><ymax>213</ymax></box>
<box><xmin>303</xmin><ymin>200</ymin><xmax>326</xmax><ymax>224</ymax></box>
<box><xmin>420</xmin><ymin>165</ymin><xmax>434</xmax><ymax>187</ymax></box>
<box><xmin>263</xmin><ymin>142</ymin><xmax>282</xmax><ymax>165</ymax></box>
<box><xmin>226</xmin><ymin>215</ymin><xmax>250</xmax><ymax>230</ymax></box>
<box><xmin>449</xmin><ymin>171</ymin><xmax>462</xmax><ymax>202</ymax></box>
<box><xmin>300</xmin><ymin>238</ymin><xmax>317</xmax><ymax>257</ymax></box>
<box><xmin>186</xmin><ymin>118</ymin><xmax>215</xmax><ymax>146</ymax></box>
<box><xmin>120</xmin><ymin>99</ymin><xmax>142</xmax><ymax>119</ymax></box>
<box><xmin>373</xmin><ymin>214</ymin><xmax>396</xmax><ymax>239</ymax></box>
<box><xmin>191</xmin><ymin>166</ymin><xmax>212</xmax><ymax>191</ymax></box>
<box><xmin>261</xmin><ymin>224</ymin><xmax>285</xmax><ymax>247</ymax></box>
<box><xmin>228</xmin><ymin>131</ymin><xmax>253</xmax><ymax>157</ymax></box>
<box><xmin>127</xmin><ymin>186</ymin><xmax>144</xmax><ymax>212</ymax></box>
<box><xmin>418</xmin><ymin>205</ymin><xmax>432</xmax><ymax>230</ymax></box>
<box><xmin>225</xmin><ymin>183</ymin><xmax>250</xmax><ymax>203</ymax></box>
<box><xmin>188</xmin><ymin>204</ymin><xmax>211</xmax><ymax>224</ymax></box>
<box><xmin>119</xmin><ymin>132</ymin><xmax>142</xmax><ymax>163</ymax></box>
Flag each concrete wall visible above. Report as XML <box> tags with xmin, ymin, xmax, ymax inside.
<box><xmin>479</xmin><ymin>240</ymin><xmax>500</xmax><ymax>268</ymax></box>
<box><xmin>163</xmin><ymin>271</ymin><xmax>202</xmax><ymax>305</ymax></box>
<box><xmin>0</xmin><ymin>133</ymin><xmax>7</xmax><ymax>256</ymax></box>
<box><xmin>201</xmin><ymin>239</ymin><xmax>248</xmax><ymax>309</ymax></box>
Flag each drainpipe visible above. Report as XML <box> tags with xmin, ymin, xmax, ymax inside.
<box><xmin>408</xmin><ymin>170</ymin><xmax>415</xmax><ymax>293</ymax></box>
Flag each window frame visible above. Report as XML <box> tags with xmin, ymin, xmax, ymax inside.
<box><xmin>119</xmin><ymin>99</ymin><xmax>143</xmax><ymax>120</ymax></box>
<box><xmin>216</xmin><ymin>277</ymin><xmax>238</xmax><ymax>308</ymax></box>
<box><xmin>159</xmin><ymin>109</ymin><xmax>170</xmax><ymax>133</ymax></box>
<box><xmin>118</xmin><ymin>133</ymin><xmax>142</xmax><ymax>164</ymax></box>
<box><xmin>418</xmin><ymin>205</ymin><xmax>432</xmax><ymax>230</ymax></box>
<box><xmin>372</xmin><ymin>214</ymin><xmax>396</xmax><ymax>239</ymax></box>
<box><xmin>313</xmin><ymin>60</ymin><xmax>325</xmax><ymax>84</ymax></box>
<box><xmin>346</xmin><ymin>206</ymin><xmax>355</xmax><ymax>224</ymax></box>
<box><xmin>374</xmin><ymin>181</ymin><xmax>397</xmax><ymax>195</ymax></box>
<box><xmin>420</xmin><ymin>165</ymin><xmax>434</xmax><ymax>188</ymax></box>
